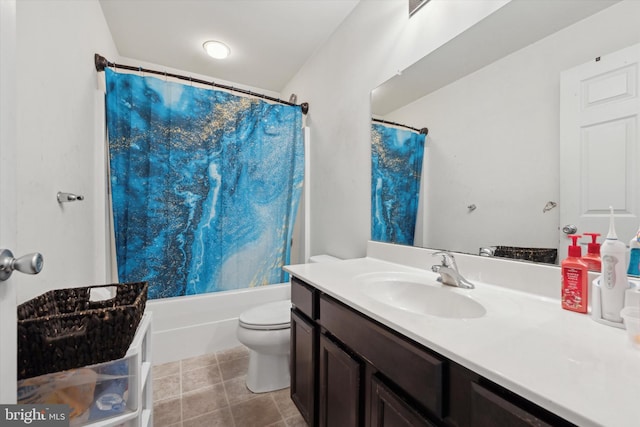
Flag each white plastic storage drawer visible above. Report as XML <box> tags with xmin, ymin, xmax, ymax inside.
<box><xmin>17</xmin><ymin>312</ymin><xmax>152</xmax><ymax>427</ymax></box>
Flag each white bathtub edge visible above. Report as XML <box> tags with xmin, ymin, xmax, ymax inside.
<box><xmin>152</xmin><ymin>318</ymin><xmax>241</xmax><ymax>365</ymax></box>
<box><xmin>148</xmin><ymin>283</ymin><xmax>291</xmax><ymax>365</ymax></box>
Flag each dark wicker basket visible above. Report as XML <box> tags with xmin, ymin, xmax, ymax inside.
<box><xmin>493</xmin><ymin>246</ymin><xmax>557</xmax><ymax>264</ymax></box>
<box><xmin>17</xmin><ymin>282</ymin><xmax>147</xmax><ymax>380</ymax></box>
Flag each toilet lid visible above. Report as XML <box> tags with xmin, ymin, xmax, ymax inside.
<box><xmin>239</xmin><ymin>300</ymin><xmax>291</xmax><ymax>330</ymax></box>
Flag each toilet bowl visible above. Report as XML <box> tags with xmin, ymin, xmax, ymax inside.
<box><xmin>237</xmin><ymin>299</ymin><xmax>292</xmax><ymax>393</ymax></box>
<box><xmin>237</xmin><ymin>254</ymin><xmax>342</xmax><ymax>393</ymax></box>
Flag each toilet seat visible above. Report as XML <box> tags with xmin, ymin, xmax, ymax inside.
<box><xmin>239</xmin><ymin>300</ymin><xmax>291</xmax><ymax>330</ymax></box>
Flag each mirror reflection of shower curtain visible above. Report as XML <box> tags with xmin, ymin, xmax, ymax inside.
<box><xmin>371</xmin><ymin>123</ymin><xmax>426</xmax><ymax>246</ymax></box>
<box><xmin>104</xmin><ymin>69</ymin><xmax>304</xmax><ymax>299</ymax></box>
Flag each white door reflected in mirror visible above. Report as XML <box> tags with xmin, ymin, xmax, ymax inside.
<box><xmin>559</xmin><ymin>43</ymin><xmax>640</xmax><ymax>262</ymax></box>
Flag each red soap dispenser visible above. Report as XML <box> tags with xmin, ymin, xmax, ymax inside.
<box><xmin>561</xmin><ymin>235</ymin><xmax>589</xmax><ymax>313</ymax></box>
<box><xmin>582</xmin><ymin>232</ymin><xmax>602</xmax><ymax>271</ymax></box>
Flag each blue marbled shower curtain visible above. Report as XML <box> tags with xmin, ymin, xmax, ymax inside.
<box><xmin>105</xmin><ymin>69</ymin><xmax>304</xmax><ymax>299</ymax></box>
<box><xmin>371</xmin><ymin>123</ymin><xmax>425</xmax><ymax>246</ymax></box>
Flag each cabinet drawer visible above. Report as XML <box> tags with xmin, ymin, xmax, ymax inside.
<box><xmin>471</xmin><ymin>383</ymin><xmax>552</xmax><ymax>427</ymax></box>
<box><xmin>291</xmin><ymin>277</ymin><xmax>318</xmax><ymax>320</ymax></box>
<box><xmin>319</xmin><ymin>295</ymin><xmax>445</xmax><ymax>418</ymax></box>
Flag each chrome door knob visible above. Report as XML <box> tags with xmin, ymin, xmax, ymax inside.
<box><xmin>562</xmin><ymin>224</ymin><xmax>578</xmax><ymax>235</ymax></box>
<box><xmin>0</xmin><ymin>249</ymin><xmax>44</xmax><ymax>281</ymax></box>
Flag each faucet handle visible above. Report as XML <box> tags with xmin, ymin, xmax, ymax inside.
<box><xmin>431</xmin><ymin>251</ymin><xmax>453</xmax><ymax>267</ymax></box>
<box><xmin>432</xmin><ymin>251</ymin><xmax>457</xmax><ymax>270</ymax></box>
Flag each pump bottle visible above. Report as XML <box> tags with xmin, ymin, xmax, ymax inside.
<box><xmin>561</xmin><ymin>235</ymin><xmax>589</xmax><ymax>313</ymax></box>
<box><xmin>599</xmin><ymin>207</ymin><xmax>629</xmax><ymax>322</ymax></box>
<box><xmin>582</xmin><ymin>233</ymin><xmax>601</xmax><ymax>271</ymax></box>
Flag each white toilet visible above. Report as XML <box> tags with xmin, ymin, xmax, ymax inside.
<box><xmin>236</xmin><ymin>254</ymin><xmax>341</xmax><ymax>393</ymax></box>
<box><xmin>237</xmin><ymin>299</ymin><xmax>292</xmax><ymax>393</ymax></box>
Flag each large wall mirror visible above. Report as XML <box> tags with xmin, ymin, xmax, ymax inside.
<box><xmin>371</xmin><ymin>0</ymin><xmax>640</xmax><ymax>266</ymax></box>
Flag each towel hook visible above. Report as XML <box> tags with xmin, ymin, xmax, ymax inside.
<box><xmin>543</xmin><ymin>201</ymin><xmax>557</xmax><ymax>213</ymax></box>
<box><xmin>57</xmin><ymin>192</ymin><xmax>84</xmax><ymax>203</ymax></box>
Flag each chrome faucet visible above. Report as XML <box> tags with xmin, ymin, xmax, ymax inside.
<box><xmin>431</xmin><ymin>251</ymin><xmax>475</xmax><ymax>289</ymax></box>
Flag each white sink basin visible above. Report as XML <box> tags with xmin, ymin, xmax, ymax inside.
<box><xmin>357</xmin><ymin>272</ymin><xmax>486</xmax><ymax>319</ymax></box>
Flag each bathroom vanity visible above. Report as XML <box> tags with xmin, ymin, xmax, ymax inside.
<box><xmin>285</xmin><ymin>242</ymin><xmax>640</xmax><ymax>427</ymax></box>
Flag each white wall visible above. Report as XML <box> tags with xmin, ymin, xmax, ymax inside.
<box><xmin>282</xmin><ymin>0</ymin><xmax>510</xmax><ymax>260</ymax></box>
<box><xmin>16</xmin><ymin>0</ymin><xmax>119</xmax><ymax>302</ymax></box>
<box><xmin>387</xmin><ymin>0</ymin><xmax>640</xmax><ymax>255</ymax></box>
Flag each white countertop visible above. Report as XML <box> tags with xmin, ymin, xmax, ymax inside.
<box><xmin>285</xmin><ymin>251</ymin><xmax>640</xmax><ymax>427</ymax></box>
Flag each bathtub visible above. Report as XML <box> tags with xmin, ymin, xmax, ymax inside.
<box><xmin>148</xmin><ymin>282</ymin><xmax>291</xmax><ymax>365</ymax></box>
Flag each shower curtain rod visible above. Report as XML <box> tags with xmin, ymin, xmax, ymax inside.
<box><xmin>372</xmin><ymin>118</ymin><xmax>428</xmax><ymax>135</ymax></box>
<box><xmin>94</xmin><ymin>54</ymin><xmax>309</xmax><ymax>114</ymax></box>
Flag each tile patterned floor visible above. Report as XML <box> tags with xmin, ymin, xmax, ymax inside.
<box><xmin>152</xmin><ymin>346</ymin><xmax>305</xmax><ymax>427</ymax></box>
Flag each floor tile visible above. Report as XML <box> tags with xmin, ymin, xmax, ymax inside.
<box><xmin>219</xmin><ymin>355</ymin><xmax>249</xmax><ymax>381</ymax></box>
<box><xmin>153</xmin><ymin>396</ymin><xmax>182</xmax><ymax>427</ymax></box>
<box><xmin>182</xmin><ymin>363</ymin><xmax>222</xmax><ymax>393</ymax></box>
<box><xmin>153</xmin><ymin>361</ymin><xmax>180</xmax><ymax>379</ymax></box>
<box><xmin>183</xmin><ymin>407</ymin><xmax>235</xmax><ymax>427</ymax></box>
<box><xmin>285</xmin><ymin>414</ymin><xmax>307</xmax><ymax>427</ymax></box>
<box><xmin>223</xmin><ymin>376</ymin><xmax>255</xmax><ymax>405</ymax></box>
<box><xmin>230</xmin><ymin>394</ymin><xmax>282</xmax><ymax>427</ymax></box>
<box><xmin>182</xmin><ymin>353</ymin><xmax>218</xmax><ymax>372</ymax></box>
<box><xmin>153</xmin><ymin>373</ymin><xmax>181</xmax><ymax>402</ymax></box>
<box><xmin>182</xmin><ymin>383</ymin><xmax>228</xmax><ymax>420</ymax></box>
<box><xmin>217</xmin><ymin>345</ymin><xmax>249</xmax><ymax>364</ymax></box>
<box><xmin>272</xmin><ymin>388</ymin><xmax>300</xmax><ymax>419</ymax></box>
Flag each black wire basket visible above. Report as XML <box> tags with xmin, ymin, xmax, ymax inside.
<box><xmin>493</xmin><ymin>246</ymin><xmax>558</xmax><ymax>264</ymax></box>
<box><xmin>17</xmin><ymin>282</ymin><xmax>148</xmax><ymax>380</ymax></box>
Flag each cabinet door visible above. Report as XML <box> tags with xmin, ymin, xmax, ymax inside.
<box><xmin>319</xmin><ymin>334</ymin><xmax>362</xmax><ymax>427</ymax></box>
<box><xmin>471</xmin><ymin>383</ymin><xmax>552</xmax><ymax>427</ymax></box>
<box><xmin>370</xmin><ymin>376</ymin><xmax>435</xmax><ymax>427</ymax></box>
<box><xmin>291</xmin><ymin>310</ymin><xmax>317</xmax><ymax>426</ymax></box>
<box><xmin>445</xmin><ymin>362</ymin><xmax>481</xmax><ymax>427</ymax></box>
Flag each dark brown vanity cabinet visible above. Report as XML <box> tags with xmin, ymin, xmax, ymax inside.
<box><xmin>290</xmin><ymin>276</ymin><xmax>575</xmax><ymax>427</ymax></box>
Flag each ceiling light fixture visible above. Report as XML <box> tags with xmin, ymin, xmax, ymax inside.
<box><xmin>203</xmin><ymin>40</ymin><xmax>230</xmax><ymax>59</ymax></box>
